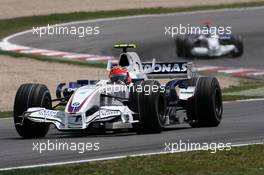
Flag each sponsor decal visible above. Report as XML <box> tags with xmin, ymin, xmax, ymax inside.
<box><xmin>100</xmin><ymin>110</ymin><xmax>120</xmax><ymax>118</ymax></box>
<box><xmin>38</xmin><ymin>110</ymin><xmax>58</xmax><ymax>117</ymax></box>
<box><xmin>142</xmin><ymin>62</ymin><xmax>188</xmax><ymax>74</ymax></box>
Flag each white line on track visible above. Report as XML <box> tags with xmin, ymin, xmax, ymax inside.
<box><xmin>223</xmin><ymin>98</ymin><xmax>264</xmax><ymax>104</ymax></box>
<box><xmin>0</xmin><ymin>117</ymin><xmax>12</xmax><ymax>121</ymax></box>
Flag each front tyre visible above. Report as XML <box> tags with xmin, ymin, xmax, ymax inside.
<box><xmin>14</xmin><ymin>84</ymin><xmax>52</xmax><ymax>138</ymax></box>
<box><xmin>129</xmin><ymin>80</ymin><xmax>167</xmax><ymax>133</ymax></box>
<box><xmin>128</xmin><ymin>81</ymin><xmax>143</xmax><ymax>132</ymax></box>
<box><xmin>232</xmin><ymin>36</ymin><xmax>243</xmax><ymax>58</ymax></box>
<box><xmin>183</xmin><ymin>36</ymin><xmax>194</xmax><ymax>59</ymax></box>
<box><xmin>188</xmin><ymin>77</ymin><xmax>223</xmax><ymax>127</ymax></box>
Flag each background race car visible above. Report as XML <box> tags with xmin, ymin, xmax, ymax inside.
<box><xmin>175</xmin><ymin>21</ymin><xmax>244</xmax><ymax>59</ymax></box>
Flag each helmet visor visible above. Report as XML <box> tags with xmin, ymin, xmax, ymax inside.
<box><xmin>110</xmin><ymin>74</ymin><xmax>128</xmax><ymax>83</ymax></box>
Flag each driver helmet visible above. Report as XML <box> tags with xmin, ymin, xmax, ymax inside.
<box><xmin>109</xmin><ymin>66</ymin><xmax>131</xmax><ymax>84</ymax></box>
<box><xmin>202</xmin><ymin>19</ymin><xmax>211</xmax><ymax>29</ymax></box>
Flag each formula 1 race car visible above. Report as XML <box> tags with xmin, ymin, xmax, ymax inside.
<box><xmin>176</xmin><ymin>22</ymin><xmax>243</xmax><ymax>58</ymax></box>
<box><xmin>13</xmin><ymin>44</ymin><xmax>223</xmax><ymax>138</ymax></box>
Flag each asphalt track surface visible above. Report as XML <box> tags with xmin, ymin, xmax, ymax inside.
<box><xmin>8</xmin><ymin>7</ymin><xmax>264</xmax><ymax>69</ymax></box>
<box><xmin>0</xmin><ymin>100</ymin><xmax>264</xmax><ymax>169</ymax></box>
<box><xmin>1</xmin><ymin>8</ymin><xmax>264</xmax><ymax>170</ymax></box>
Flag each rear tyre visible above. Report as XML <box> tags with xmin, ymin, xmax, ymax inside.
<box><xmin>14</xmin><ymin>84</ymin><xmax>52</xmax><ymax>138</ymax></box>
<box><xmin>231</xmin><ymin>36</ymin><xmax>243</xmax><ymax>58</ymax></box>
<box><xmin>129</xmin><ymin>80</ymin><xmax>167</xmax><ymax>133</ymax></box>
<box><xmin>188</xmin><ymin>77</ymin><xmax>223</xmax><ymax>127</ymax></box>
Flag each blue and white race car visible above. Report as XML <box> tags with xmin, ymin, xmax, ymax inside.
<box><xmin>13</xmin><ymin>44</ymin><xmax>223</xmax><ymax>138</ymax></box>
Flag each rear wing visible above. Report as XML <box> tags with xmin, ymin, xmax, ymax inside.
<box><xmin>114</xmin><ymin>44</ymin><xmax>136</xmax><ymax>53</ymax></box>
<box><xmin>142</xmin><ymin>61</ymin><xmax>197</xmax><ymax>79</ymax></box>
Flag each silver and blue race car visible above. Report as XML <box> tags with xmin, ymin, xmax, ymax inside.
<box><xmin>176</xmin><ymin>24</ymin><xmax>243</xmax><ymax>58</ymax></box>
<box><xmin>14</xmin><ymin>44</ymin><xmax>223</xmax><ymax>138</ymax></box>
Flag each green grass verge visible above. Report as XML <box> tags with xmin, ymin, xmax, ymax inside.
<box><xmin>223</xmin><ymin>79</ymin><xmax>264</xmax><ymax>93</ymax></box>
<box><xmin>222</xmin><ymin>95</ymin><xmax>260</xmax><ymax>101</ymax></box>
<box><xmin>0</xmin><ymin>1</ymin><xmax>264</xmax><ymax>39</ymax></box>
<box><xmin>0</xmin><ymin>111</ymin><xmax>12</xmax><ymax>118</ymax></box>
<box><xmin>0</xmin><ymin>144</ymin><xmax>263</xmax><ymax>175</ymax></box>
<box><xmin>222</xmin><ymin>78</ymin><xmax>264</xmax><ymax>101</ymax></box>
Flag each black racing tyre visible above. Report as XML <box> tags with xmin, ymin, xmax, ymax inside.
<box><xmin>175</xmin><ymin>35</ymin><xmax>185</xmax><ymax>57</ymax></box>
<box><xmin>183</xmin><ymin>36</ymin><xmax>194</xmax><ymax>58</ymax></box>
<box><xmin>231</xmin><ymin>36</ymin><xmax>244</xmax><ymax>58</ymax></box>
<box><xmin>128</xmin><ymin>81</ymin><xmax>143</xmax><ymax>132</ymax></box>
<box><xmin>129</xmin><ymin>80</ymin><xmax>167</xmax><ymax>133</ymax></box>
<box><xmin>128</xmin><ymin>81</ymin><xmax>143</xmax><ymax>114</ymax></box>
<box><xmin>14</xmin><ymin>84</ymin><xmax>52</xmax><ymax>138</ymax></box>
<box><xmin>188</xmin><ymin>77</ymin><xmax>223</xmax><ymax>127</ymax></box>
